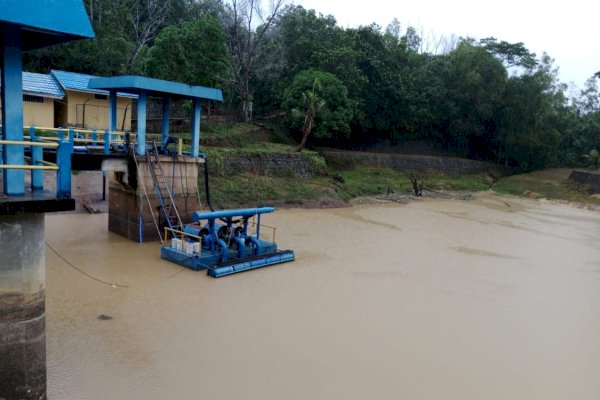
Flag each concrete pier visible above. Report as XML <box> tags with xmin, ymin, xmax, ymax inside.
<box><xmin>0</xmin><ymin>213</ymin><xmax>46</xmax><ymax>399</ymax></box>
<box><xmin>108</xmin><ymin>155</ymin><xmax>202</xmax><ymax>242</ymax></box>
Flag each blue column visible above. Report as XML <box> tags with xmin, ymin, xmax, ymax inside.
<box><xmin>30</xmin><ymin>127</ymin><xmax>43</xmax><ymax>190</ymax></box>
<box><xmin>108</xmin><ymin>90</ymin><xmax>117</xmax><ymax>132</ymax></box>
<box><xmin>57</xmin><ymin>139</ymin><xmax>71</xmax><ymax>199</ymax></box>
<box><xmin>136</xmin><ymin>92</ymin><xmax>147</xmax><ymax>156</ymax></box>
<box><xmin>161</xmin><ymin>97</ymin><xmax>171</xmax><ymax>151</ymax></box>
<box><xmin>68</xmin><ymin>127</ymin><xmax>75</xmax><ymax>153</ymax></box>
<box><xmin>103</xmin><ymin>130</ymin><xmax>110</xmax><ymax>154</ymax></box>
<box><xmin>31</xmin><ymin>138</ymin><xmax>43</xmax><ymax>191</ymax></box>
<box><xmin>191</xmin><ymin>99</ymin><xmax>201</xmax><ymax>158</ymax></box>
<box><xmin>1</xmin><ymin>25</ymin><xmax>25</xmax><ymax>195</ymax></box>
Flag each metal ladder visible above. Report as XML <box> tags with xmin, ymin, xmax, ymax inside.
<box><xmin>146</xmin><ymin>141</ymin><xmax>183</xmax><ymax>231</ymax></box>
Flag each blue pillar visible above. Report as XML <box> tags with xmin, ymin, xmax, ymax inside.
<box><xmin>1</xmin><ymin>25</ymin><xmax>25</xmax><ymax>195</ymax></box>
<box><xmin>136</xmin><ymin>92</ymin><xmax>147</xmax><ymax>156</ymax></box>
<box><xmin>108</xmin><ymin>90</ymin><xmax>117</xmax><ymax>132</ymax></box>
<box><xmin>57</xmin><ymin>139</ymin><xmax>71</xmax><ymax>199</ymax></box>
<box><xmin>68</xmin><ymin>127</ymin><xmax>75</xmax><ymax>153</ymax></box>
<box><xmin>103</xmin><ymin>130</ymin><xmax>110</xmax><ymax>154</ymax></box>
<box><xmin>58</xmin><ymin>127</ymin><xmax>64</xmax><ymax>141</ymax></box>
<box><xmin>31</xmin><ymin>138</ymin><xmax>43</xmax><ymax>191</ymax></box>
<box><xmin>162</xmin><ymin>97</ymin><xmax>171</xmax><ymax>151</ymax></box>
<box><xmin>191</xmin><ymin>99</ymin><xmax>201</xmax><ymax>158</ymax></box>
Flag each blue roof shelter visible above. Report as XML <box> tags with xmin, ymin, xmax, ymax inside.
<box><xmin>89</xmin><ymin>75</ymin><xmax>223</xmax><ymax>158</ymax></box>
<box><xmin>1</xmin><ymin>0</ymin><xmax>94</xmax><ymax>197</ymax></box>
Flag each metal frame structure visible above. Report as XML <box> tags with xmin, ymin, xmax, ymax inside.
<box><xmin>88</xmin><ymin>75</ymin><xmax>223</xmax><ymax>157</ymax></box>
<box><xmin>1</xmin><ymin>0</ymin><xmax>94</xmax><ymax>201</ymax></box>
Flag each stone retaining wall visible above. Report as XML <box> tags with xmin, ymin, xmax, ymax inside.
<box><xmin>320</xmin><ymin>150</ymin><xmax>513</xmax><ymax>176</ymax></box>
<box><xmin>210</xmin><ymin>151</ymin><xmax>326</xmax><ymax>178</ymax></box>
<box><xmin>568</xmin><ymin>170</ymin><xmax>600</xmax><ymax>193</ymax></box>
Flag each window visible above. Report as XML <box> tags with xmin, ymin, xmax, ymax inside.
<box><xmin>94</xmin><ymin>94</ymin><xmax>107</xmax><ymax>100</ymax></box>
<box><xmin>23</xmin><ymin>95</ymin><xmax>44</xmax><ymax>103</ymax></box>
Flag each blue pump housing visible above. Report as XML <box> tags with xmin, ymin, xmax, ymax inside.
<box><xmin>161</xmin><ymin>207</ymin><xmax>294</xmax><ymax>277</ymax></box>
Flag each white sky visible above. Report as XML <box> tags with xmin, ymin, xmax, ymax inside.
<box><xmin>297</xmin><ymin>0</ymin><xmax>600</xmax><ymax>89</ymax></box>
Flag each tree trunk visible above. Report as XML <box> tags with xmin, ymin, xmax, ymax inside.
<box><xmin>296</xmin><ymin>116</ymin><xmax>313</xmax><ymax>152</ymax></box>
<box><xmin>409</xmin><ymin>177</ymin><xmax>422</xmax><ymax>196</ymax></box>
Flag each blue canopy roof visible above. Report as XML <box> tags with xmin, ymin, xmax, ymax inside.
<box><xmin>0</xmin><ymin>0</ymin><xmax>95</xmax><ymax>51</ymax></box>
<box><xmin>88</xmin><ymin>75</ymin><xmax>224</xmax><ymax>102</ymax></box>
<box><xmin>52</xmin><ymin>70</ymin><xmax>137</xmax><ymax>98</ymax></box>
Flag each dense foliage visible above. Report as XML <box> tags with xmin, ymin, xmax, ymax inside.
<box><xmin>23</xmin><ymin>0</ymin><xmax>599</xmax><ymax>170</ymax></box>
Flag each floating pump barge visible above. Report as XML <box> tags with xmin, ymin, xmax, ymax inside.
<box><xmin>160</xmin><ymin>207</ymin><xmax>294</xmax><ymax>277</ymax></box>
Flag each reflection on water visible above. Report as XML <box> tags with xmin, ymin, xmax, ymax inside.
<box><xmin>46</xmin><ymin>194</ymin><xmax>600</xmax><ymax>400</ymax></box>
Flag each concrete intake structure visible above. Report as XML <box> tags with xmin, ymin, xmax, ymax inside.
<box><xmin>108</xmin><ymin>155</ymin><xmax>203</xmax><ymax>242</ymax></box>
<box><xmin>0</xmin><ymin>214</ymin><xmax>46</xmax><ymax>398</ymax></box>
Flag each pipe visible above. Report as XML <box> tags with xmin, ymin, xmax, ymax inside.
<box><xmin>193</xmin><ymin>207</ymin><xmax>275</xmax><ymax>222</ymax></box>
<box><xmin>216</xmin><ymin>239</ymin><xmax>229</xmax><ymax>263</ymax></box>
<box><xmin>204</xmin><ymin>157</ymin><xmax>214</xmax><ymax>211</ymax></box>
<box><xmin>249</xmin><ymin>237</ymin><xmax>261</xmax><ymax>256</ymax></box>
<box><xmin>233</xmin><ymin>237</ymin><xmax>246</xmax><ymax>258</ymax></box>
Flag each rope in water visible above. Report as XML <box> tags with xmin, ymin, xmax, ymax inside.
<box><xmin>45</xmin><ymin>241</ymin><xmax>130</xmax><ymax>288</ymax></box>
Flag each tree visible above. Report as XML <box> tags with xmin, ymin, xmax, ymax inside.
<box><xmin>124</xmin><ymin>0</ymin><xmax>175</xmax><ymax>69</ymax></box>
<box><xmin>292</xmin><ymin>79</ymin><xmax>326</xmax><ymax>151</ymax></box>
<box><xmin>480</xmin><ymin>37</ymin><xmax>537</xmax><ymax>69</ymax></box>
<box><xmin>282</xmin><ymin>69</ymin><xmax>353</xmax><ymax>148</ymax></box>
<box><xmin>224</xmin><ymin>0</ymin><xmax>287</xmax><ymax>121</ymax></box>
<box><xmin>582</xmin><ymin>149</ymin><xmax>600</xmax><ymax>169</ymax></box>
<box><xmin>144</xmin><ymin>16</ymin><xmax>228</xmax><ymax>87</ymax></box>
<box><xmin>442</xmin><ymin>41</ymin><xmax>508</xmax><ymax>158</ymax></box>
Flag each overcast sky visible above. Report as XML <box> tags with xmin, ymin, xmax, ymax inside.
<box><xmin>297</xmin><ymin>0</ymin><xmax>599</xmax><ymax>89</ymax></box>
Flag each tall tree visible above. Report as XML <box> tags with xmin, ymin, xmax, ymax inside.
<box><xmin>282</xmin><ymin>69</ymin><xmax>353</xmax><ymax>148</ymax></box>
<box><xmin>144</xmin><ymin>16</ymin><xmax>228</xmax><ymax>87</ymax></box>
<box><xmin>224</xmin><ymin>0</ymin><xmax>287</xmax><ymax>121</ymax></box>
<box><xmin>292</xmin><ymin>78</ymin><xmax>326</xmax><ymax>151</ymax></box>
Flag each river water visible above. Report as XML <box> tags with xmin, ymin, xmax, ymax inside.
<box><xmin>45</xmin><ymin>193</ymin><xmax>600</xmax><ymax>400</ymax></box>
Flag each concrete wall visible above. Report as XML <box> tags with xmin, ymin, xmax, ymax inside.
<box><xmin>22</xmin><ymin>97</ymin><xmax>54</xmax><ymax>127</ymax></box>
<box><xmin>108</xmin><ymin>156</ymin><xmax>201</xmax><ymax>242</ymax></box>
<box><xmin>65</xmin><ymin>90</ymin><xmax>132</xmax><ymax>131</ymax></box>
<box><xmin>0</xmin><ymin>96</ymin><xmax>55</xmax><ymax>128</ymax></box>
<box><xmin>320</xmin><ymin>150</ymin><xmax>513</xmax><ymax>176</ymax></box>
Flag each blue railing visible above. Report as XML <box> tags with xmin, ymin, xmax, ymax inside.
<box><xmin>0</xmin><ymin>129</ymin><xmax>72</xmax><ymax>198</ymax></box>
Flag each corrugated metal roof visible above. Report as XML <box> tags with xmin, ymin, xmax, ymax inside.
<box><xmin>22</xmin><ymin>72</ymin><xmax>65</xmax><ymax>99</ymax></box>
<box><xmin>51</xmin><ymin>70</ymin><xmax>137</xmax><ymax>98</ymax></box>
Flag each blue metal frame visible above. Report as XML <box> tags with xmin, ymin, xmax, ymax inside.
<box><xmin>1</xmin><ymin>25</ymin><xmax>25</xmax><ymax>195</ymax></box>
<box><xmin>191</xmin><ymin>99</ymin><xmax>201</xmax><ymax>158</ymax></box>
<box><xmin>162</xmin><ymin>97</ymin><xmax>171</xmax><ymax>150</ymax></box>
<box><xmin>88</xmin><ymin>75</ymin><xmax>223</xmax><ymax>158</ymax></box>
<box><xmin>108</xmin><ymin>90</ymin><xmax>117</xmax><ymax>132</ymax></box>
<box><xmin>136</xmin><ymin>92</ymin><xmax>147</xmax><ymax>156</ymax></box>
<box><xmin>1</xmin><ymin>0</ymin><xmax>93</xmax><ymax>200</ymax></box>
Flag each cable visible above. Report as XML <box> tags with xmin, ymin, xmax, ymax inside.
<box><xmin>46</xmin><ymin>242</ymin><xmax>130</xmax><ymax>288</ymax></box>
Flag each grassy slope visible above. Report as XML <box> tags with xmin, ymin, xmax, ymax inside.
<box><xmin>201</xmin><ymin>123</ymin><xmax>599</xmax><ymax>209</ymax></box>
<box><xmin>493</xmin><ymin>168</ymin><xmax>600</xmax><ymax>206</ymax></box>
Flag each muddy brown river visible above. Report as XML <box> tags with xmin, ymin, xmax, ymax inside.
<box><xmin>45</xmin><ymin>193</ymin><xmax>600</xmax><ymax>399</ymax></box>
